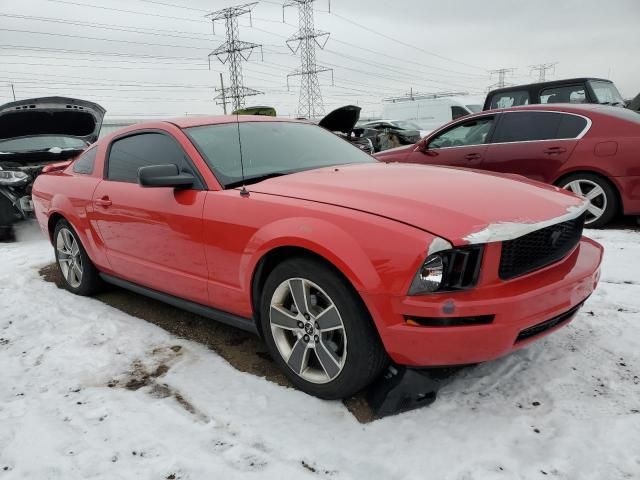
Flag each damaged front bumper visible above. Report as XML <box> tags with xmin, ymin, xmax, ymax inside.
<box><xmin>362</xmin><ymin>237</ymin><xmax>603</xmax><ymax>367</ymax></box>
<box><xmin>0</xmin><ymin>164</ymin><xmax>44</xmax><ymax>225</ymax></box>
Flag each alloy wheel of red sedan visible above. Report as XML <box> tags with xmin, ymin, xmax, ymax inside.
<box><xmin>563</xmin><ymin>179</ymin><xmax>607</xmax><ymax>225</ymax></box>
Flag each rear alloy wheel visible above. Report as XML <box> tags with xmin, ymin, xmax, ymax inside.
<box><xmin>53</xmin><ymin>220</ymin><xmax>102</xmax><ymax>295</ymax></box>
<box><xmin>260</xmin><ymin>258</ymin><xmax>387</xmax><ymax>399</ymax></box>
<box><xmin>562</xmin><ymin>174</ymin><xmax>618</xmax><ymax>228</ymax></box>
<box><xmin>56</xmin><ymin>227</ymin><xmax>83</xmax><ymax>288</ymax></box>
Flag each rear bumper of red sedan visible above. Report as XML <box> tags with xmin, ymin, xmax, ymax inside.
<box><xmin>362</xmin><ymin>237</ymin><xmax>603</xmax><ymax>367</ymax></box>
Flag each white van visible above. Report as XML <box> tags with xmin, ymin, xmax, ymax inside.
<box><xmin>381</xmin><ymin>95</ymin><xmax>483</xmax><ymax>134</ymax></box>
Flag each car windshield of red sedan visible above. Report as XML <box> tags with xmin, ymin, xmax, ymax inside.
<box><xmin>184</xmin><ymin>121</ymin><xmax>374</xmax><ymax>188</ymax></box>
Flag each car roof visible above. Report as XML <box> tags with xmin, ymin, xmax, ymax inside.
<box><xmin>474</xmin><ymin>103</ymin><xmax>618</xmax><ymax>116</ymax></box>
<box><xmin>97</xmin><ymin>115</ymin><xmax>309</xmax><ymax>144</ymax></box>
<box><xmin>165</xmin><ymin>115</ymin><xmax>305</xmax><ymax>129</ymax></box>
<box><xmin>487</xmin><ymin>78</ymin><xmax>611</xmax><ymax>95</ymax></box>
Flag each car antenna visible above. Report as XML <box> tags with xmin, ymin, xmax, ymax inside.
<box><xmin>235</xmin><ymin>110</ymin><xmax>250</xmax><ymax>198</ymax></box>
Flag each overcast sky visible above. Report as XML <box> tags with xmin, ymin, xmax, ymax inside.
<box><xmin>1</xmin><ymin>0</ymin><xmax>638</xmax><ymax>119</ymax></box>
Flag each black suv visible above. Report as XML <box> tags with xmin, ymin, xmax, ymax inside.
<box><xmin>484</xmin><ymin>78</ymin><xmax>627</xmax><ymax>110</ymax></box>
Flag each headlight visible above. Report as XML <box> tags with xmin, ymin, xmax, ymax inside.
<box><xmin>0</xmin><ymin>170</ymin><xmax>29</xmax><ymax>186</ymax></box>
<box><xmin>408</xmin><ymin>254</ymin><xmax>444</xmax><ymax>295</ymax></box>
<box><xmin>408</xmin><ymin>246</ymin><xmax>484</xmax><ymax>295</ymax></box>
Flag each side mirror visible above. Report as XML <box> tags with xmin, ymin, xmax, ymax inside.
<box><xmin>138</xmin><ymin>164</ymin><xmax>195</xmax><ymax>189</ymax></box>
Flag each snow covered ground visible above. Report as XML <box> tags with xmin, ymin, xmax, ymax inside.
<box><xmin>1</xmin><ymin>222</ymin><xmax>639</xmax><ymax>480</ymax></box>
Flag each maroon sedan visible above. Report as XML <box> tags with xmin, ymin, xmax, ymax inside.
<box><xmin>375</xmin><ymin>104</ymin><xmax>640</xmax><ymax>227</ymax></box>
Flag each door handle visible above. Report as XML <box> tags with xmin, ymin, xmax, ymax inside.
<box><xmin>543</xmin><ymin>147</ymin><xmax>567</xmax><ymax>155</ymax></box>
<box><xmin>95</xmin><ymin>196</ymin><xmax>112</xmax><ymax>207</ymax></box>
<box><xmin>464</xmin><ymin>153</ymin><xmax>482</xmax><ymax>160</ymax></box>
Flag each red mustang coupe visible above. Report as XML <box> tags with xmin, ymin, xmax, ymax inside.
<box><xmin>32</xmin><ymin>116</ymin><xmax>603</xmax><ymax>399</ymax></box>
<box><xmin>375</xmin><ymin>104</ymin><xmax>640</xmax><ymax>228</ymax></box>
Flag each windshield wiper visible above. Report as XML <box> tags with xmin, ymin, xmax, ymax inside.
<box><xmin>226</xmin><ymin>172</ymin><xmax>289</xmax><ymax>189</ymax></box>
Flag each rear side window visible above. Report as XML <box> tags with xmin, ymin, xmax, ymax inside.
<box><xmin>493</xmin><ymin>112</ymin><xmax>587</xmax><ymax>143</ymax></box>
<box><xmin>72</xmin><ymin>147</ymin><xmax>97</xmax><ymax>175</ymax></box>
<box><xmin>490</xmin><ymin>91</ymin><xmax>530</xmax><ymax>109</ymax></box>
<box><xmin>107</xmin><ymin>132</ymin><xmax>190</xmax><ymax>183</ymax></box>
<box><xmin>557</xmin><ymin>114</ymin><xmax>588</xmax><ymax>138</ymax></box>
<box><xmin>541</xmin><ymin>85</ymin><xmax>586</xmax><ymax>104</ymax></box>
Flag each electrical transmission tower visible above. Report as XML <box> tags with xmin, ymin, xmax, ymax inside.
<box><xmin>488</xmin><ymin>68</ymin><xmax>516</xmax><ymax>90</ymax></box>
<box><xmin>283</xmin><ymin>0</ymin><xmax>333</xmax><ymax>119</ymax></box>
<box><xmin>530</xmin><ymin>62</ymin><xmax>557</xmax><ymax>82</ymax></box>
<box><xmin>206</xmin><ymin>2</ymin><xmax>263</xmax><ymax>113</ymax></box>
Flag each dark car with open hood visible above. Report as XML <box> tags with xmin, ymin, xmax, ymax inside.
<box><xmin>318</xmin><ymin>105</ymin><xmax>375</xmax><ymax>154</ymax></box>
<box><xmin>0</xmin><ymin>97</ymin><xmax>105</xmax><ymax>241</ymax></box>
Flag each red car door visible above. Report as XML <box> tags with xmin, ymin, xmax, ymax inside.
<box><xmin>482</xmin><ymin>111</ymin><xmax>585</xmax><ymax>182</ymax></box>
<box><xmin>401</xmin><ymin>115</ymin><xmax>496</xmax><ymax>168</ymax></box>
<box><xmin>91</xmin><ymin>131</ymin><xmax>209</xmax><ymax>305</ymax></box>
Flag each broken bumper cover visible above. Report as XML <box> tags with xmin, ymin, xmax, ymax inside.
<box><xmin>362</xmin><ymin>237</ymin><xmax>603</xmax><ymax>367</ymax></box>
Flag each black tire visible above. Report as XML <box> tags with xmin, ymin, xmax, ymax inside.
<box><xmin>259</xmin><ymin>257</ymin><xmax>388</xmax><ymax>399</ymax></box>
<box><xmin>53</xmin><ymin>219</ymin><xmax>102</xmax><ymax>296</ymax></box>
<box><xmin>560</xmin><ymin>173</ymin><xmax>619</xmax><ymax>228</ymax></box>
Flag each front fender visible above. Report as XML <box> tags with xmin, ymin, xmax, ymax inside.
<box><xmin>242</xmin><ymin>216</ymin><xmax>382</xmax><ymax>294</ymax></box>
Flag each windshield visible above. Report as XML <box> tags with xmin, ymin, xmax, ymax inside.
<box><xmin>390</xmin><ymin>120</ymin><xmax>421</xmax><ymax>130</ymax></box>
<box><xmin>465</xmin><ymin>104</ymin><xmax>482</xmax><ymax>113</ymax></box>
<box><xmin>589</xmin><ymin>80</ymin><xmax>625</xmax><ymax>106</ymax></box>
<box><xmin>0</xmin><ymin>136</ymin><xmax>87</xmax><ymax>153</ymax></box>
<box><xmin>185</xmin><ymin>121</ymin><xmax>375</xmax><ymax>188</ymax></box>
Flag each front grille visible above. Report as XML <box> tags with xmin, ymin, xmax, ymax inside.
<box><xmin>499</xmin><ymin>213</ymin><xmax>585</xmax><ymax>280</ymax></box>
<box><xmin>515</xmin><ymin>301</ymin><xmax>585</xmax><ymax>343</ymax></box>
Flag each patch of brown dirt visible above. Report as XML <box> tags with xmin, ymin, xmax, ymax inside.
<box><xmin>40</xmin><ymin>264</ymin><xmax>374</xmax><ymax>421</ymax></box>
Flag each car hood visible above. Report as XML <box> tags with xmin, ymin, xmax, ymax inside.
<box><xmin>249</xmin><ymin>163</ymin><xmax>587</xmax><ymax>246</ymax></box>
<box><xmin>0</xmin><ymin>96</ymin><xmax>106</xmax><ymax>143</ymax></box>
<box><xmin>318</xmin><ymin>105</ymin><xmax>361</xmax><ymax>134</ymax></box>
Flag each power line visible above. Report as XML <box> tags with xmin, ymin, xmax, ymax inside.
<box><xmin>45</xmin><ymin>0</ymin><xmax>205</xmax><ymax>23</ymax></box>
<box><xmin>329</xmin><ymin>10</ymin><xmax>486</xmax><ymax>71</ymax></box>
<box><xmin>0</xmin><ymin>53</ymin><xmax>207</xmax><ymax>66</ymax></box>
<box><xmin>0</xmin><ymin>13</ymin><xmax>214</xmax><ymax>41</ymax></box>
<box><xmin>0</xmin><ymin>27</ymin><xmax>212</xmax><ymax>51</ymax></box>
<box><xmin>0</xmin><ymin>44</ymin><xmax>206</xmax><ymax>61</ymax></box>
<box><xmin>0</xmin><ymin>60</ymin><xmax>210</xmax><ymax>72</ymax></box>
<box><xmin>134</xmin><ymin>0</ymin><xmax>209</xmax><ymax>12</ymax></box>
<box><xmin>327</xmin><ymin>37</ymin><xmax>488</xmax><ymax>79</ymax></box>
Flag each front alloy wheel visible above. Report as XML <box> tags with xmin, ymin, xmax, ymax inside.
<box><xmin>260</xmin><ymin>257</ymin><xmax>388</xmax><ymax>400</ymax></box>
<box><xmin>270</xmin><ymin>278</ymin><xmax>347</xmax><ymax>384</ymax></box>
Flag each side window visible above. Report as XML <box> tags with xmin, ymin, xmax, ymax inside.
<box><xmin>451</xmin><ymin>106</ymin><xmax>469</xmax><ymax>120</ymax></box>
<box><xmin>492</xmin><ymin>112</ymin><xmax>570</xmax><ymax>143</ymax></box>
<box><xmin>490</xmin><ymin>91</ymin><xmax>530</xmax><ymax>109</ymax></box>
<box><xmin>541</xmin><ymin>85</ymin><xmax>586</xmax><ymax>104</ymax></box>
<box><xmin>429</xmin><ymin>117</ymin><xmax>494</xmax><ymax>149</ymax></box>
<box><xmin>107</xmin><ymin>133</ymin><xmax>192</xmax><ymax>183</ymax></box>
<box><xmin>72</xmin><ymin>147</ymin><xmax>97</xmax><ymax>175</ymax></box>
<box><xmin>557</xmin><ymin>114</ymin><xmax>588</xmax><ymax>138</ymax></box>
